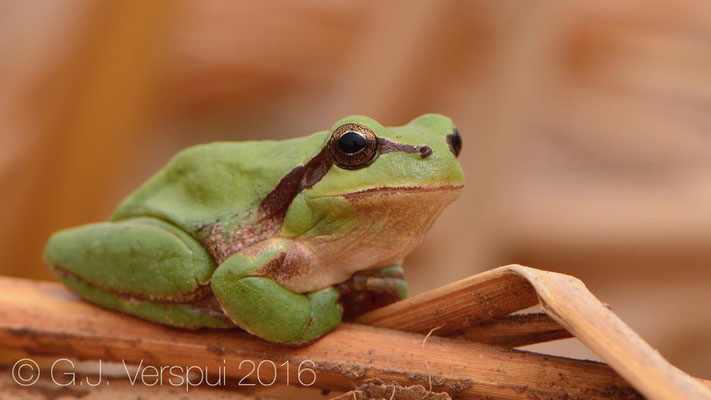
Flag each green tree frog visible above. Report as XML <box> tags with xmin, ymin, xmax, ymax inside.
<box><xmin>44</xmin><ymin>114</ymin><xmax>464</xmax><ymax>344</ymax></box>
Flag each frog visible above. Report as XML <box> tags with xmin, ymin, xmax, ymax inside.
<box><xmin>43</xmin><ymin>114</ymin><xmax>465</xmax><ymax>344</ymax></box>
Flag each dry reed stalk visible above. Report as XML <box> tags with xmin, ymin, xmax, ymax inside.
<box><xmin>356</xmin><ymin>265</ymin><xmax>711</xmax><ymax>400</ymax></box>
<box><xmin>0</xmin><ymin>276</ymin><xmax>642</xmax><ymax>399</ymax></box>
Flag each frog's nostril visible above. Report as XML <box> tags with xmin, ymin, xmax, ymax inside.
<box><xmin>446</xmin><ymin>127</ymin><xmax>462</xmax><ymax>157</ymax></box>
<box><xmin>417</xmin><ymin>145</ymin><xmax>433</xmax><ymax>158</ymax></box>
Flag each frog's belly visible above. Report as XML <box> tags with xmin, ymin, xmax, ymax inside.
<box><xmin>277</xmin><ymin>187</ymin><xmax>461</xmax><ymax>293</ymax></box>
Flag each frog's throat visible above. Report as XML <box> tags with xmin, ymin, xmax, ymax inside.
<box><xmin>197</xmin><ymin>137</ymin><xmax>440</xmax><ymax>264</ymax></box>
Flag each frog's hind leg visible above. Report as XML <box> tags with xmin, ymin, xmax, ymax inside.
<box><xmin>44</xmin><ymin>217</ymin><xmax>232</xmax><ymax>329</ymax></box>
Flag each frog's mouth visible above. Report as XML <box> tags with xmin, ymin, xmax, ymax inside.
<box><xmin>337</xmin><ymin>184</ymin><xmax>463</xmax><ymax>199</ymax></box>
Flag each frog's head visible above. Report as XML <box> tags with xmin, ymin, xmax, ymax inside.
<box><xmin>292</xmin><ymin>114</ymin><xmax>465</xmax><ymax>269</ymax></box>
<box><xmin>309</xmin><ymin>114</ymin><xmax>464</xmax><ymax>196</ymax></box>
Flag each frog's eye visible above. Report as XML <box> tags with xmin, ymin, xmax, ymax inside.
<box><xmin>329</xmin><ymin>123</ymin><xmax>379</xmax><ymax>169</ymax></box>
<box><xmin>447</xmin><ymin>126</ymin><xmax>462</xmax><ymax>157</ymax></box>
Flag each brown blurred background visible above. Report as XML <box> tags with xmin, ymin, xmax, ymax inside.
<box><xmin>1</xmin><ymin>0</ymin><xmax>709</xmax><ymax>378</ymax></box>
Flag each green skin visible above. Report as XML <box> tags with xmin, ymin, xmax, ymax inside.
<box><xmin>44</xmin><ymin>114</ymin><xmax>465</xmax><ymax>344</ymax></box>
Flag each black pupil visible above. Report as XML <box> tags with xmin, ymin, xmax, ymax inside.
<box><xmin>338</xmin><ymin>131</ymin><xmax>367</xmax><ymax>153</ymax></box>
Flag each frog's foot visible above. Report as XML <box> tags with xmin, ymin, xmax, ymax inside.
<box><xmin>43</xmin><ymin>217</ymin><xmax>232</xmax><ymax>328</ymax></box>
<box><xmin>337</xmin><ymin>264</ymin><xmax>408</xmax><ymax>318</ymax></box>
<box><xmin>211</xmin><ymin>239</ymin><xmax>343</xmax><ymax>344</ymax></box>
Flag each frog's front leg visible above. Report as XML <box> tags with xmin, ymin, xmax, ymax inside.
<box><xmin>211</xmin><ymin>239</ymin><xmax>343</xmax><ymax>344</ymax></box>
<box><xmin>337</xmin><ymin>264</ymin><xmax>408</xmax><ymax>318</ymax></box>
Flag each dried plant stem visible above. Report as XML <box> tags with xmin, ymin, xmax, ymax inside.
<box><xmin>0</xmin><ymin>276</ymin><xmax>641</xmax><ymax>399</ymax></box>
<box><xmin>454</xmin><ymin>312</ymin><xmax>573</xmax><ymax>347</ymax></box>
<box><xmin>356</xmin><ymin>265</ymin><xmax>711</xmax><ymax>400</ymax></box>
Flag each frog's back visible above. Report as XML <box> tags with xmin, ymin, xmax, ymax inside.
<box><xmin>111</xmin><ymin>132</ymin><xmax>328</xmax><ymax>235</ymax></box>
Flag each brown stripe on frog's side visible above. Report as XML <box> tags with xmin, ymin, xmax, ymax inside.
<box><xmin>259</xmin><ymin>137</ymin><xmax>433</xmax><ymax>219</ymax></box>
<box><xmin>259</xmin><ymin>146</ymin><xmax>334</xmax><ymax>220</ymax></box>
<box><xmin>198</xmin><ymin>146</ymin><xmax>334</xmax><ymax>263</ymax></box>
<box><xmin>199</xmin><ymin>135</ymin><xmax>435</xmax><ymax>263</ymax></box>
<box><xmin>53</xmin><ymin>264</ymin><xmax>234</xmax><ymax>326</ymax></box>
<box><xmin>53</xmin><ymin>265</ymin><xmax>214</xmax><ymax>303</ymax></box>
